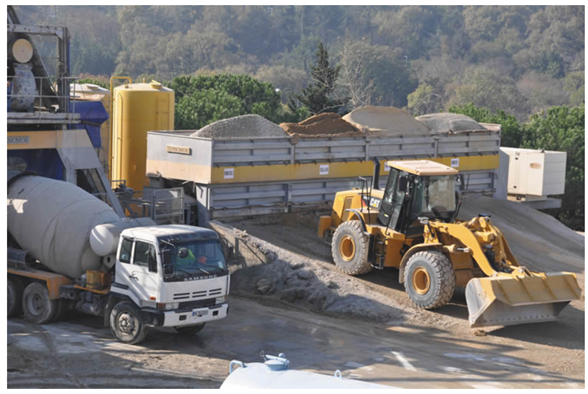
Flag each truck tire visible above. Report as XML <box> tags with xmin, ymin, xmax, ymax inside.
<box><xmin>22</xmin><ymin>282</ymin><xmax>59</xmax><ymax>324</ymax></box>
<box><xmin>175</xmin><ymin>323</ymin><xmax>206</xmax><ymax>336</ymax></box>
<box><xmin>331</xmin><ymin>220</ymin><xmax>372</xmax><ymax>276</ymax></box>
<box><xmin>404</xmin><ymin>250</ymin><xmax>455</xmax><ymax>309</ymax></box>
<box><xmin>110</xmin><ymin>301</ymin><xmax>149</xmax><ymax>345</ymax></box>
<box><xmin>8</xmin><ymin>277</ymin><xmax>24</xmax><ymax>317</ymax></box>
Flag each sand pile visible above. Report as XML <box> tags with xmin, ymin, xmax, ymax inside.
<box><xmin>191</xmin><ymin>114</ymin><xmax>287</xmax><ymax>139</ymax></box>
<box><xmin>280</xmin><ymin>113</ymin><xmax>362</xmax><ymax>138</ymax></box>
<box><xmin>416</xmin><ymin>113</ymin><xmax>488</xmax><ymax>134</ymax></box>
<box><xmin>343</xmin><ymin>106</ymin><xmax>431</xmax><ymax>136</ymax></box>
<box><xmin>459</xmin><ymin>195</ymin><xmax>584</xmax><ymax>274</ymax></box>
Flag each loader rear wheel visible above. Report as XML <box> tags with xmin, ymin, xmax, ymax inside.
<box><xmin>22</xmin><ymin>282</ymin><xmax>59</xmax><ymax>324</ymax></box>
<box><xmin>332</xmin><ymin>220</ymin><xmax>372</xmax><ymax>275</ymax></box>
<box><xmin>8</xmin><ymin>277</ymin><xmax>24</xmax><ymax>317</ymax></box>
<box><xmin>404</xmin><ymin>251</ymin><xmax>455</xmax><ymax>309</ymax></box>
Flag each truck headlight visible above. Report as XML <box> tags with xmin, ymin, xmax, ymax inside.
<box><xmin>157</xmin><ymin>302</ymin><xmax>179</xmax><ymax>311</ymax></box>
<box><xmin>215</xmin><ymin>296</ymin><xmax>226</xmax><ymax>305</ymax></box>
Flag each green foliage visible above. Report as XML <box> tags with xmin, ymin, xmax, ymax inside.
<box><xmin>564</xmin><ymin>72</ymin><xmax>585</xmax><ymax>107</ymax></box>
<box><xmin>291</xmin><ymin>42</ymin><xmax>349</xmax><ymax>115</ymax></box>
<box><xmin>449</xmin><ymin>103</ymin><xmax>524</xmax><ymax>147</ymax></box>
<box><xmin>171</xmin><ymin>73</ymin><xmax>305</xmax><ymax>129</ymax></box>
<box><xmin>76</xmin><ymin>77</ymin><xmax>109</xmax><ymax>89</ymax></box>
<box><xmin>450</xmin><ymin>103</ymin><xmax>585</xmax><ymax>230</ymax></box>
<box><xmin>522</xmin><ymin>106</ymin><xmax>585</xmax><ymax>229</ymax></box>
<box><xmin>19</xmin><ymin>5</ymin><xmax>584</xmax><ymax>121</ymax></box>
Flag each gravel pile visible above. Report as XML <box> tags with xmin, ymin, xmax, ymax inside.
<box><xmin>191</xmin><ymin>115</ymin><xmax>287</xmax><ymax>139</ymax></box>
<box><xmin>416</xmin><ymin>113</ymin><xmax>488</xmax><ymax>134</ymax></box>
<box><xmin>210</xmin><ymin>219</ymin><xmax>412</xmax><ymax>324</ymax></box>
<box><xmin>280</xmin><ymin>113</ymin><xmax>362</xmax><ymax>137</ymax></box>
<box><xmin>343</xmin><ymin>106</ymin><xmax>431</xmax><ymax>136</ymax></box>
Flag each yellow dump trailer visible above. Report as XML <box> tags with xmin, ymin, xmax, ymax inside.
<box><xmin>111</xmin><ymin>80</ymin><xmax>174</xmax><ymax>191</ymax></box>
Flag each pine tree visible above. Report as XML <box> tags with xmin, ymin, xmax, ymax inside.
<box><xmin>290</xmin><ymin>42</ymin><xmax>349</xmax><ymax>115</ymax></box>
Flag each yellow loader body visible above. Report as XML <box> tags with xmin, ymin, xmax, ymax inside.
<box><xmin>319</xmin><ymin>160</ymin><xmax>581</xmax><ymax>328</ymax></box>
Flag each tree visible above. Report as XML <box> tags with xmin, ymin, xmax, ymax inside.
<box><xmin>448</xmin><ymin>103</ymin><xmax>523</xmax><ymax>148</ymax></box>
<box><xmin>171</xmin><ymin>73</ymin><xmax>303</xmax><ymax>129</ymax></box>
<box><xmin>523</xmin><ymin>106</ymin><xmax>584</xmax><ymax>230</ymax></box>
<box><xmin>291</xmin><ymin>42</ymin><xmax>349</xmax><ymax>115</ymax></box>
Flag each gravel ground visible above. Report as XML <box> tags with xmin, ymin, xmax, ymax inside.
<box><xmin>191</xmin><ymin>114</ymin><xmax>287</xmax><ymax>139</ymax></box>
<box><xmin>416</xmin><ymin>113</ymin><xmax>488</xmax><ymax>134</ymax></box>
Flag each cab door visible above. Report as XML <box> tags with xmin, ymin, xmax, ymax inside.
<box><xmin>128</xmin><ymin>240</ymin><xmax>160</xmax><ymax>303</ymax></box>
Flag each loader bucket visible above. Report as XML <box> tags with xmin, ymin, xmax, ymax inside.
<box><xmin>465</xmin><ymin>272</ymin><xmax>581</xmax><ymax>327</ymax></box>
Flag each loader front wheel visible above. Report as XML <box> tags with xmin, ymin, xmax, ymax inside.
<box><xmin>332</xmin><ymin>220</ymin><xmax>372</xmax><ymax>275</ymax></box>
<box><xmin>404</xmin><ymin>251</ymin><xmax>455</xmax><ymax>309</ymax></box>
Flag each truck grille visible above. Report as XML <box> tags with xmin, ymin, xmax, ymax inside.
<box><xmin>173</xmin><ymin>288</ymin><xmax>223</xmax><ymax>300</ymax></box>
<box><xmin>179</xmin><ymin>298</ymin><xmax>216</xmax><ymax>310</ymax></box>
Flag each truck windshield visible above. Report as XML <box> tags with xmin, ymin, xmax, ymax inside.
<box><xmin>412</xmin><ymin>176</ymin><xmax>456</xmax><ymax>220</ymax></box>
<box><xmin>162</xmin><ymin>239</ymin><xmax>227</xmax><ymax>282</ymax></box>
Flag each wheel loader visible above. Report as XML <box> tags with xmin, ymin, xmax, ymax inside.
<box><xmin>318</xmin><ymin>160</ymin><xmax>581</xmax><ymax>327</ymax></box>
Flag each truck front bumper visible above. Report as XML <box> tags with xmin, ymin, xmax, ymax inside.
<box><xmin>161</xmin><ymin>303</ymin><xmax>229</xmax><ymax>327</ymax></box>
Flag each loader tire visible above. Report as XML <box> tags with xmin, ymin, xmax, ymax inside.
<box><xmin>331</xmin><ymin>220</ymin><xmax>372</xmax><ymax>276</ymax></box>
<box><xmin>22</xmin><ymin>282</ymin><xmax>59</xmax><ymax>324</ymax></box>
<box><xmin>404</xmin><ymin>250</ymin><xmax>455</xmax><ymax>309</ymax></box>
<box><xmin>8</xmin><ymin>277</ymin><xmax>25</xmax><ymax>317</ymax></box>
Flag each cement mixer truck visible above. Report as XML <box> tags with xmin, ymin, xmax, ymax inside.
<box><xmin>7</xmin><ymin>173</ymin><xmax>230</xmax><ymax>344</ymax></box>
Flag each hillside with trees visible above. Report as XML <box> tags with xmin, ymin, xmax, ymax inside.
<box><xmin>16</xmin><ymin>5</ymin><xmax>584</xmax><ymax>121</ymax></box>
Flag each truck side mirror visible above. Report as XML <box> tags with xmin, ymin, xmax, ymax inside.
<box><xmin>398</xmin><ymin>176</ymin><xmax>408</xmax><ymax>193</ymax></box>
<box><xmin>162</xmin><ymin>249</ymin><xmax>174</xmax><ymax>276</ymax></box>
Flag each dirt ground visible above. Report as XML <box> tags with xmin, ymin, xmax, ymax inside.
<box><xmin>7</xmin><ymin>196</ymin><xmax>585</xmax><ymax>388</ymax></box>
<box><xmin>7</xmin><ymin>297</ymin><xmax>584</xmax><ymax>389</ymax></box>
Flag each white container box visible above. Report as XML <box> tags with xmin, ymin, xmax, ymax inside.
<box><xmin>501</xmin><ymin>147</ymin><xmax>566</xmax><ymax>198</ymax></box>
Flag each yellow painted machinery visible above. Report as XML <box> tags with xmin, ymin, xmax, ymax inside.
<box><xmin>318</xmin><ymin>160</ymin><xmax>581</xmax><ymax>327</ymax></box>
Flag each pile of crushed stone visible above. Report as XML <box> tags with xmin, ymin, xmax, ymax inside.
<box><xmin>416</xmin><ymin>113</ymin><xmax>488</xmax><ymax>134</ymax></box>
<box><xmin>343</xmin><ymin>106</ymin><xmax>431</xmax><ymax>136</ymax></box>
<box><xmin>191</xmin><ymin>114</ymin><xmax>287</xmax><ymax>139</ymax></box>
<box><xmin>280</xmin><ymin>113</ymin><xmax>362</xmax><ymax>137</ymax></box>
<box><xmin>209</xmin><ymin>220</ymin><xmax>412</xmax><ymax>324</ymax></box>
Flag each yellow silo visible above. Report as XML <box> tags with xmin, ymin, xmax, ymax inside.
<box><xmin>110</xmin><ymin>79</ymin><xmax>174</xmax><ymax>191</ymax></box>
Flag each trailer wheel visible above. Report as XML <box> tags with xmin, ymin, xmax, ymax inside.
<box><xmin>8</xmin><ymin>277</ymin><xmax>24</xmax><ymax>317</ymax></box>
<box><xmin>404</xmin><ymin>250</ymin><xmax>455</xmax><ymax>309</ymax></box>
<box><xmin>110</xmin><ymin>301</ymin><xmax>148</xmax><ymax>345</ymax></box>
<box><xmin>174</xmin><ymin>323</ymin><xmax>206</xmax><ymax>336</ymax></box>
<box><xmin>22</xmin><ymin>282</ymin><xmax>59</xmax><ymax>324</ymax></box>
<box><xmin>331</xmin><ymin>220</ymin><xmax>372</xmax><ymax>275</ymax></box>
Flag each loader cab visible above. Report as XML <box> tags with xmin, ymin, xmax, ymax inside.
<box><xmin>378</xmin><ymin>161</ymin><xmax>459</xmax><ymax>233</ymax></box>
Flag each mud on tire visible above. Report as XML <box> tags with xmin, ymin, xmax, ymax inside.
<box><xmin>404</xmin><ymin>250</ymin><xmax>455</xmax><ymax>309</ymax></box>
<box><xmin>331</xmin><ymin>220</ymin><xmax>372</xmax><ymax>276</ymax></box>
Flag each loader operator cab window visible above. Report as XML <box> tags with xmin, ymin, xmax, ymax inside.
<box><xmin>411</xmin><ymin>175</ymin><xmax>456</xmax><ymax>221</ymax></box>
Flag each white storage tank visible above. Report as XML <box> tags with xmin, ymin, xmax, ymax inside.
<box><xmin>501</xmin><ymin>147</ymin><xmax>566</xmax><ymax>200</ymax></box>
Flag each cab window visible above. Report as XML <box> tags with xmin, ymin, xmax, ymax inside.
<box><xmin>133</xmin><ymin>241</ymin><xmax>158</xmax><ymax>273</ymax></box>
<box><xmin>119</xmin><ymin>238</ymin><xmax>133</xmax><ymax>264</ymax></box>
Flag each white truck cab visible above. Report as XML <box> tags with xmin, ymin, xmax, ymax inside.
<box><xmin>108</xmin><ymin>225</ymin><xmax>230</xmax><ymax>344</ymax></box>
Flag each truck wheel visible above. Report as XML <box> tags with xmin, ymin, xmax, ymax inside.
<box><xmin>175</xmin><ymin>323</ymin><xmax>206</xmax><ymax>336</ymax></box>
<box><xmin>110</xmin><ymin>301</ymin><xmax>148</xmax><ymax>345</ymax></box>
<box><xmin>404</xmin><ymin>250</ymin><xmax>455</xmax><ymax>309</ymax></box>
<box><xmin>331</xmin><ymin>220</ymin><xmax>372</xmax><ymax>275</ymax></box>
<box><xmin>8</xmin><ymin>277</ymin><xmax>24</xmax><ymax>317</ymax></box>
<box><xmin>22</xmin><ymin>282</ymin><xmax>59</xmax><ymax>324</ymax></box>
